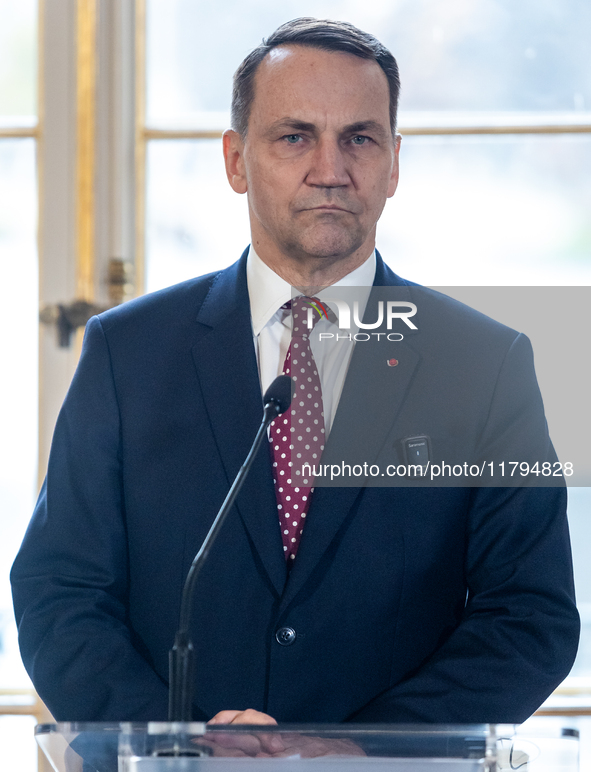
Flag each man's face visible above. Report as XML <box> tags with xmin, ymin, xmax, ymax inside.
<box><xmin>224</xmin><ymin>45</ymin><xmax>400</xmax><ymax>267</ymax></box>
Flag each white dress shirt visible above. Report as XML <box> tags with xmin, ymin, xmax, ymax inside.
<box><xmin>246</xmin><ymin>246</ymin><xmax>376</xmax><ymax>435</ymax></box>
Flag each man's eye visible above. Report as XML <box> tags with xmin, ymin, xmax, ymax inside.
<box><xmin>285</xmin><ymin>134</ymin><xmax>301</xmax><ymax>144</ymax></box>
<box><xmin>351</xmin><ymin>135</ymin><xmax>369</xmax><ymax>145</ymax></box>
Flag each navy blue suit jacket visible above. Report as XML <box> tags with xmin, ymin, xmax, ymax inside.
<box><xmin>11</xmin><ymin>251</ymin><xmax>579</xmax><ymax>723</ymax></box>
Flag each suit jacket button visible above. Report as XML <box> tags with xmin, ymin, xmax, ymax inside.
<box><xmin>275</xmin><ymin>626</ymin><xmax>297</xmax><ymax>646</ymax></box>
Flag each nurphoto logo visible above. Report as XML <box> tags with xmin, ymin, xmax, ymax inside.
<box><xmin>305</xmin><ymin>299</ymin><xmax>418</xmax><ymax>331</ymax></box>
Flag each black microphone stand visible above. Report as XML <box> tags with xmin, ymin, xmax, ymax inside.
<box><xmin>168</xmin><ymin>376</ymin><xmax>292</xmax><ymax>722</ymax></box>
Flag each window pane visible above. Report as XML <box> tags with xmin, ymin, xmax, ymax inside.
<box><xmin>0</xmin><ymin>0</ymin><xmax>37</xmax><ymax>122</ymax></box>
<box><xmin>146</xmin><ymin>0</ymin><xmax>591</xmax><ymax>125</ymax></box>
<box><xmin>145</xmin><ymin>139</ymin><xmax>249</xmax><ymax>292</ymax></box>
<box><xmin>380</xmin><ymin>133</ymin><xmax>591</xmax><ymax>285</ymax></box>
<box><xmin>0</xmin><ymin>139</ymin><xmax>38</xmax><ymax>689</ymax></box>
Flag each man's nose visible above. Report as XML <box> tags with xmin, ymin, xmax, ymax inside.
<box><xmin>305</xmin><ymin>137</ymin><xmax>350</xmax><ymax>188</ymax></box>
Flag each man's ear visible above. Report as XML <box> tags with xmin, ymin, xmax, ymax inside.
<box><xmin>223</xmin><ymin>129</ymin><xmax>247</xmax><ymax>194</ymax></box>
<box><xmin>387</xmin><ymin>133</ymin><xmax>401</xmax><ymax>199</ymax></box>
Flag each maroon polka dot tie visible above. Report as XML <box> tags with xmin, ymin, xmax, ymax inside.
<box><xmin>269</xmin><ymin>296</ymin><xmax>326</xmax><ymax>563</ymax></box>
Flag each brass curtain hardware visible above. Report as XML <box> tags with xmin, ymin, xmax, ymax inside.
<box><xmin>40</xmin><ymin>300</ymin><xmax>109</xmax><ymax>348</ymax></box>
<box><xmin>40</xmin><ymin>258</ymin><xmax>134</xmax><ymax>347</ymax></box>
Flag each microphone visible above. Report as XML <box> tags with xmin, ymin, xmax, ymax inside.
<box><xmin>168</xmin><ymin>375</ymin><xmax>292</xmax><ymax>722</ymax></box>
<box><xmin>263</xmin><ymin>373</ymin><xmax>292</xmax><ymax>417</ymax></box>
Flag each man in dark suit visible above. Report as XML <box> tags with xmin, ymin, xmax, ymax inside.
<box><xmin>11</xmin><ymin>18</ymin><xmax>579</xmax><ymax>729</ymax></box>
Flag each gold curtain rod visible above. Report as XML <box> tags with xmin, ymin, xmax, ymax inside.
<box><xmin>403</xmin><ymin>124</ymin><xmax>591</xmax><ymax>136</ymax></box>
<box><xmin>0</xmin><ymin>127</ymin><xmax>39</xmax><ymax>138</ymax></box>
<box><xmin>5</xmin><ymin>125</ymin><xmax>590</xmax><ymax>142</ymax></box>
<box><xmin>5</xmin><ymin>124</ymin><xmax>590</xmax><ymax>143</ymax></box>
<box><xmin>4</xmin><ymin>124</ymin><xmax>589</xmax><ymax>143</ymax></box>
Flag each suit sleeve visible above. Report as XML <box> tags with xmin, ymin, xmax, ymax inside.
<box><xmin>349</xmin><ymin>333</ymin><xmax>580</xmax><ymax>723</ymax></box>
<box><xmin>10</xmin><ymin>316</ymin><xmax>173</xmax><ymax>721</ymax></box>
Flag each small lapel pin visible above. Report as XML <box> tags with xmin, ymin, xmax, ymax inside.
<box><xmin>387</xmin><ymin>358</ymin><xmax>399</xmax><ymax>367</ymax></box>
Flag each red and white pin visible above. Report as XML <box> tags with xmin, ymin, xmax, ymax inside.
<box><xmin>387</xmin><ymin>358</ymin><xmax>399</xmax><ymax>367</ymax></box>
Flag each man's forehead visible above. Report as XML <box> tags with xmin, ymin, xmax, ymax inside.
<box><xmin>250</xmin><ymin>44</ymin><xmax>391</xmax><ymax>125</ymax></box>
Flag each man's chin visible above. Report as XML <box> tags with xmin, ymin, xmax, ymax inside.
<box><xmin>285</xmin><ymin>230</ymin><xmax>365</xmax><ymax>262</ymax></box>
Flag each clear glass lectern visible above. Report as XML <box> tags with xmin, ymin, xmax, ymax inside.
<box><xmin>35</xmin><ymin>720</ymin><xmax>579</xmax><ymax>772</ymax></box>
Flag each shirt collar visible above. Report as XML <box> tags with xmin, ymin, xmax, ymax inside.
<box><xmin>247</xmin><ymin>246</ymin><xmax>377</xmax><ymax>336</ymax></box>
<box><xmin>247</xmin><ymin>247</ymin><xmax>293</xmax><ymax>336</ymax></box>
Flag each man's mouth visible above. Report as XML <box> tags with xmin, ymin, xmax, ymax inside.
<box><xmin>301</xmin><ymin>204</ymin><xmax>354</xmax><ymax>213</ymax></box>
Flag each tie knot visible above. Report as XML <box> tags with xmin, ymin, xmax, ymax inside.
<box><xmin>288</xmin><ymin>296</ymin><xmax>328</xmax><ymax>332</ymax></box>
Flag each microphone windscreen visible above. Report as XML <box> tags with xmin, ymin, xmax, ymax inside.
<box><xmin>263</xmin><ymin>375</ymin><xmax>292</xmax><ymax>415</ymax></box>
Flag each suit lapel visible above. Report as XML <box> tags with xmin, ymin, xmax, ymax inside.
<box><xmin>190</xmin><ymin>253</ymin><xmax>287</xmax><ymax>595</ymax></box>
<box><xmin>281</xmin><ymin>254</ymin><xmax>421</xmax><ymax>607</ymax></box>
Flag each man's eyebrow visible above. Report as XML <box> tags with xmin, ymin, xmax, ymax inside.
<box><xmin>345</xmin><ymin>121</ymin><xmax>389</xmax><ymax>139</ymax></box>
<box><xmin>267</xmin><ymin>118</ymin><xmax>317</xmax><ymax>134</ymax></box>
<box><xmin>266</xmin><ymin>118</ymin><xmax>390</xmax><ymax>139</ymax></box>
